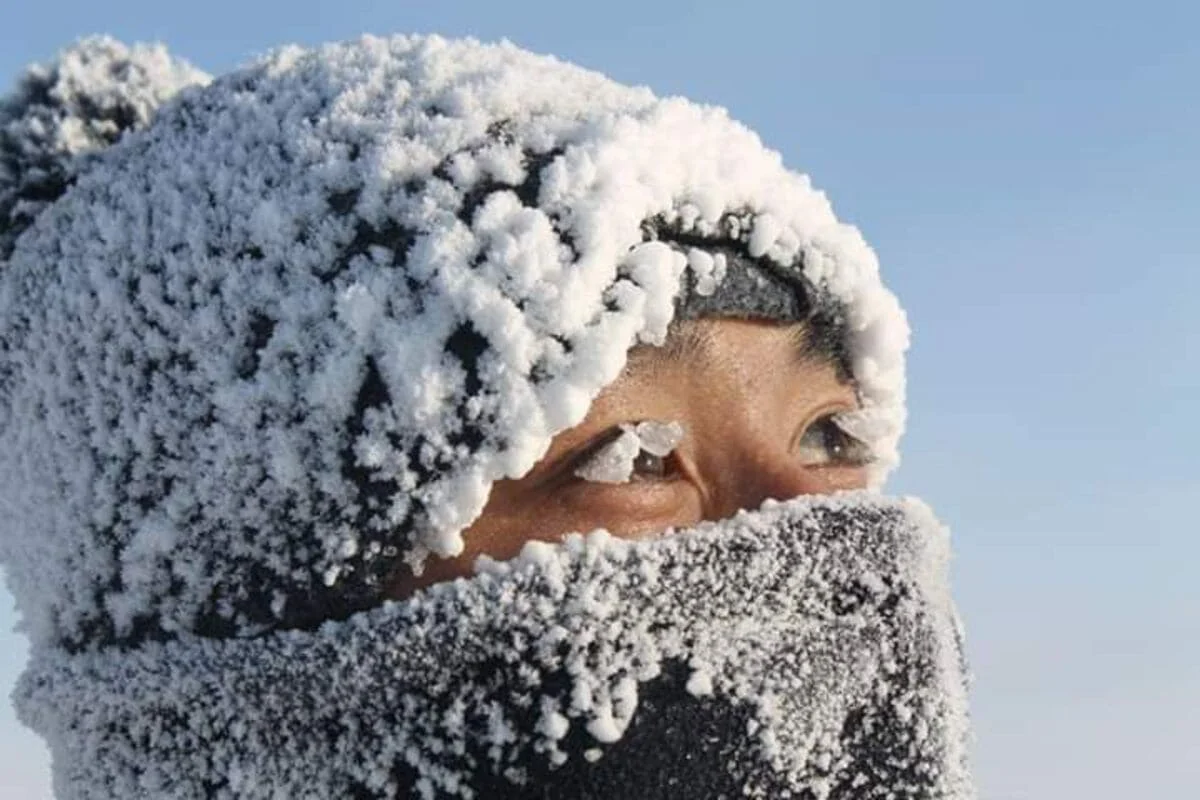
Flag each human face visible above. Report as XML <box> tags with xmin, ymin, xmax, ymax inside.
<box><xmin>387</xmin><ymin>317</ymin><xmax>870</xmax><ymax>597</ymax></box>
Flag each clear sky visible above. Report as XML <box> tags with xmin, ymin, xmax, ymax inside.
<box><xmin>2</xmin><ymin>2</ymin><xmax>1197</xmax><ymax>798</ymax></box>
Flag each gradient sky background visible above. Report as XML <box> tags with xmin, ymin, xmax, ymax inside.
<box><xmin>2</xmin><ymin>2</ymin><xmax>1197</xmax><ymax>798</ymax></box>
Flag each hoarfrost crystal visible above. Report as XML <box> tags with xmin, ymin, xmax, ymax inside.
<box><xmin>574</xmin><ymin>420</ymin><xmax>685</xmax><ymax>483</ymax></box>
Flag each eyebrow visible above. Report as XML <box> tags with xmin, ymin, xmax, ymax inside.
<box><xmin>786</xmin><ymin>322</ymin><xmax>828</xmax><ymax>366</ymax></box>
<box><xmin>622</xmin><ymin>323</ymin><xmax>715</xmax><ymax>375</ymax></box>
<box><xmin>660</xmin><ymin>323</ymin><xmax>717</xmax><ymax>362</ymax></box>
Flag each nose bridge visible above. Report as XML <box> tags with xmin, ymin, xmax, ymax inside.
<box><xmin>706</xmin><ymin>447</ymin><xmax>809</xmax><ymax>521</ymax></box>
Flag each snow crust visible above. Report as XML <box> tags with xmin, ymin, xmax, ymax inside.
<box><xmin>17</xmin><ymin>494</ymin><xmax>973</xmax><ymax>799</ymax></box>
<box><xmin>0</xmin><ymin>33</ymin><xmax>909</xmax><ymax>651</ymax></box>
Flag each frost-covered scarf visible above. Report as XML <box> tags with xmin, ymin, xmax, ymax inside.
<box><xmin>22</xmin><ymin>496</ymin><xmax>971</xmax><ymax>799</ymax></box>
<box><xmin>0</xmin><ymin>35</ymin><xmax>969</xmax><ymax>799</ymax></box>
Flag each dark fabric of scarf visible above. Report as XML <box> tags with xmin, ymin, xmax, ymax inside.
<box><xmin>18</xmin><ymin>495</ymin><xmax>973</xmax><ymax>799</ymax></box>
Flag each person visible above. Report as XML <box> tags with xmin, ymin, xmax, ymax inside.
<box><xmin>0</xmin><ymin>35</ymin><xmax>974</xmax><ymax>799</ymax></box>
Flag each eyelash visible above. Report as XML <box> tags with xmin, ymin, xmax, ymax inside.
<box><xmin>570</xmin><ymin>413</ymin><xmax>871</xmax><ymax>487</ymax></box>
<box><xmin>794</xmin><ymin>414</ymin><xmax>873</xmax><ymax>467</ymax></box>
<box><xmin>572</xmin><ymin>421</ymin><xmax>684</xmax><ymax>485</ymax></box>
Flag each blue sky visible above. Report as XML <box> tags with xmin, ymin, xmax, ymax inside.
<box><xmin>2</xmin><ymin>2</ymin><xmax>1197</xmax><ymax>798</ymax></box>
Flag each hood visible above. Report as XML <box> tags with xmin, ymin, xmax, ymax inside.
<box><xmin>0</xmin><ymin>33</ymin><xmax>965</xmax><ymax>800</ymax></box>
<box><xmin>0</xmin><ymin>34</ymin><xmax>908</xmax><ymax>652</ymax></box>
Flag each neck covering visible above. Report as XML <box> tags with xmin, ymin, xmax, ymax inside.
<box><xmin>0</xmin><ymin>34</ymin><xmax>968</xmax><ymax>799</ymax></box>
<box><xmin>22</xmin><ymin>496</ymin><xmax>971</xmax><ymax>799</ymax></box>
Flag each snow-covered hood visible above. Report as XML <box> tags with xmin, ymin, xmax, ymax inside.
<box><xmin>0</xmin><ymin>34</ymin><xmax>908</xmax><ymax>651</ymax></box>
<box><xmin>0</xmin><ymin>34</ymin><xmax>965</xmax><ymax>799</ymax></box>
<box><xmin>18</xmin><ymin>495</ymin><xmax>971</xmax><ymax>799</ymax></box>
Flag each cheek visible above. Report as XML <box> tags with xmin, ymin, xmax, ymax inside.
<box><xmin>385</xmin><ymin>484</ymin><xmax>703</xmax><ymax>599</ymax></box>
<box><xmin>799</xmin><ymin>466</ymin><xmax>870</xmax><ymax>494</ymax></box>
<box><xmin>481</xmin><ymin>483</ymin><xmax>703</xmax><ymax>550</ymax></box>
<box><xmin>555</xmin><ymin>483</ymin><xmax>706</xmax><ymax>540</ymax></box>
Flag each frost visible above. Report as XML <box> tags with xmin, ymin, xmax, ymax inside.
<box><xmin>586</xmin><ymin>705</ymin><xmax>625</xmax><ymax>744</ymax></box>
<box><xmin>632</xmin><ymin>420</ymin><xmax>684</xmax><ymax>457</ymax></box>
<box><xmin>574</xmin><ymin>420</ymin><xmax>684</xmax><ymax>483</ymax></box>
<box><xmin>537</xmin><ymin>706</ymin><xmax>570</xmax><ymax>741</ymax></box>
<box><xmin>0</xmin><ymin>30</ymin><xmax>912</xmax><ymax>756</ymax></box>
<box><xmin>15</xmin><ymin>495</ymin><xmax>974</xmax><ymax>798</ymax></box>
<box><xmin>687</xmin><ymin>248</ymin><xmax>726</xmax><ymax>296</ymax></box>
<box><xmin>748</xmin><ymin>212</ymin><xmax>783</xmax><ymax>258</ymax></box>
<box><xmin>686</xmin><ymin>666</ymin><xmax>714</xmax><ymax>697</ymax></box>
<box><xmin>0</xmin><ymin>36</ymin><xmax>209</xmax><ymax>259</ymax></box>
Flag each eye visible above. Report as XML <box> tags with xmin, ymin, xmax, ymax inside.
<box><xmin>574</xmin><ymin>421</ymin><xmax>684</xmax><ymax>484</ymax></box>
<box><xmin>794</xmin><ymin>414</ymin><xmax>873</xmax><ymax>467</ymax></box>
<box><xmin>629</xmin><ymin>448</ymin><xmax>672</xmax><ymax>481</ymax></box>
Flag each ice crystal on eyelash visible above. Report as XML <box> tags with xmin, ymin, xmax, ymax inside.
<box><xmin>830</xmin><ymin>409</ymin><xmax>884</xmax><ymax>444</ymax></box>
<box><xmin>632</xmin><ymin>420</ymin><xmax>684</xmax><ymax>457</ymax></box>
<box><xmin>574</xmin><ymin>428</ymin><xmax>642</xmax><ymax>484</ymax></box>
<box><xmin>573</xmin><ymin>420</ymin><xmax>684</xmax><ymax>484</ymax></box>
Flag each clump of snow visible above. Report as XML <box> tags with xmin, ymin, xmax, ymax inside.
<box><xmin>0</xmin><ymin>34</ymin><xmax>909</xmax><ymax>652</ymax></box>
<box><xmin>685</xmin><ymin>666</ymin><xmax>715</xmax><ymax>697</ymax></box>
<box><xmin>574</xmin><ymin>420</ymin><xmax>684</xmax><ymax>483</ymax></box>
<box><xmin>16</xmin><ymin>495</ymin><xmax>974</xmax><ymax>799</ymax></box>
<box><xmin>686</xmin><ymin>248</ymin><xmax>727</xmax><ymax>296</ymax></box>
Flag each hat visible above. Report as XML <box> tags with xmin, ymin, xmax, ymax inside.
<box><xmin>0</xmin><ymin>34</ymin><xmax>908</xmax><ymax>652</ymax></box>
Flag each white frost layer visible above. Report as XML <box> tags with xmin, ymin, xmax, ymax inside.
<box><xmin>17</xmin><ymin>495</ymin><xmax>974</xmax><ymax>799</ymax></box>
<box><xmin>0</xmin><ymin>36</ymin><xmax>210</xmax><ymax>257</ymax></box>
<box><xmin>0</xmin><ymin>34</ymin><xmax>908</xmax><ymax>648</ymax></box>
<box><xmin>574</xmin><ymin>420</ymin><xmax>684</xmax><ymax>483</ymax></box>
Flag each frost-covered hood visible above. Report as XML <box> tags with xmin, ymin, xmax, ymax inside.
<box><xmin>0</xmin><ymin>34</ymin><xmax>908</xmax><ymax>652</ymax></box>
<box><xmin>0</xmin><ymin>34</ymin><xmax>964</xmax><ymax>800</ymax></box>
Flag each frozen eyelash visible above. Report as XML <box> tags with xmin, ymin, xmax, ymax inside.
<box><xmin>818</xmin><ymin>410</ymin><xmax>876</xmax><ymax>466</ymax></box>
<box><xmin>573</xmin><ymin>421</ymin><xmax>684</xmax><ymax>484</ymax></box>
<box><xmin>829</xmin><ymin>409</ymin><xmax>879</xmax><ymax>444</ymax></box>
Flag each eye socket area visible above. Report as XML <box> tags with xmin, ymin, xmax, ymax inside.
<box><xmin>570</xmin><ymin>410</ymin><xmax>873</xmax><ymax>486</ymax></box>
<box><xmin>793</xmin><ymin>412</ymin><xmax>874</xmax><ymax>468</ymax></box>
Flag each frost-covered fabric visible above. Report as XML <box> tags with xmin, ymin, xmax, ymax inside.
<box><xmin>0</xmin><ymin>34</ymin><xmax>909</xmax><ymax>651</ymax></box>
<box><xmin>0</xmin><ymin>34</ymin><xmax>971</xmax><ymax>800</ymax></box>
<box><xmin>17</xmin><ymin>495</ymin><xmax>972</xmax><ymax>799</ymax></box>
<box><xmin>0</xmin><ymin>36</ymin><xmax>209</xmax><ymax>260</ymax></box>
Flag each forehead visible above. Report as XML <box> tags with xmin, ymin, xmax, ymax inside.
<box><xmin>575</xmin><ymin>317</ymin><xmax>859</xmax><ymax>443</ymax></box>
<box><xmin>622</xmin><ymin>318</ymin><xmax>820</xmax><ymax>377</ymax></box>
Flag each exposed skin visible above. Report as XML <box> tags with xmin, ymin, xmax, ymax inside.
<box><xmin>387</xmin><ymin>317</ymin><xmax>870</xmax><ymax>597</ymax></box>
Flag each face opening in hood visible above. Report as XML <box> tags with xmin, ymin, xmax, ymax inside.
<box><xmin>387</xmin><ymin>315</ymin><xmax>871</xmax><ymax>597</ymax></box>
